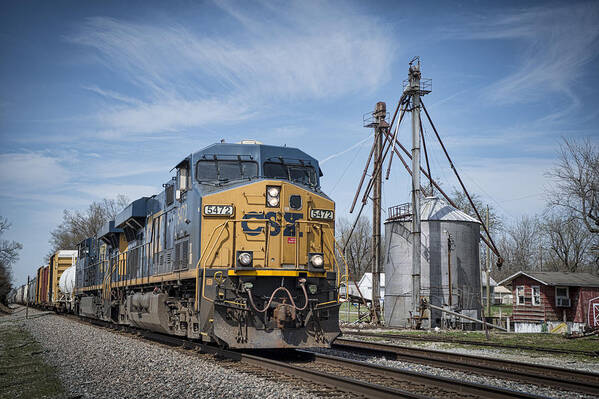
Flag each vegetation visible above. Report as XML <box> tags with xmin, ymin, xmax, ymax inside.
<box><xmin>0</xmin><ymin>323</ymin><xmax>64</xmax><ymax>398</ymax></box>
<box><xmin>0</xmin><ymin>217</ymin><xmax>22</xmax><ymax>305</ymax></box>
<box><xmin>336</xmin><ymin>216</ymin><xmax>373</xmax><ymax>281</ymax></box>
<box><xmin>458</xmin><ymin>138</ymin><xmax>599</xmax><ymax>281</ymax></box>
<box><xmin>48</xmin><ymin>195</ymin><xmax>129</xmax><ymax>259</ymax></box>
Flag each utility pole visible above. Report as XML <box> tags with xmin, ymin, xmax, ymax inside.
<box><xmin>447</xmin><ymin>232</ymin><xmax>453</xmax><ymax>307</ymax></box>
<box><xmin>486</xmin><ymin>205</ymin><xmax>491</xmax><ymax>318</ymax></box>
<box><xmin>371</xmin><ymin>101</ymin><xmax>386</xmax><ymax>324</ymax></box>
<box><xmin>26</xmin><ymin>275</ymin><xmax>29</xmax><ymax>319</ymax></box>
<box><xmin>408</xmin><ymin>59</ymin><xmax>422</xmax><ymax>322</ymax></box>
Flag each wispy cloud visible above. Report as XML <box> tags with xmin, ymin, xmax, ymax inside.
<box><xmin>67</xmin><ymin>2</ymin><xmax>395</xmax><ymax>136</ymax></box>
<box><xmin>0</xmin><ymin>152</ymin><xmax>71</xmax><ymax>190</ymax></box>
<box><xmin>447</xmin><ymin>3</ymin><xmax>599</xmax><ymax>106</ymax></box>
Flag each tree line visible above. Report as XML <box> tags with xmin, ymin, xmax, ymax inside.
<box><xmin>336</xmin><ymin>138</ymin><xmax>598</xmax><ymax>283</ymax></box>
<box><xmin>0</xmin><ymin>196</ymin><xmax>129</xmax><ymax>305</ymax></box>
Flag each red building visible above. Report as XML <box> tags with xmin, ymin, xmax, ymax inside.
<box><xmin>498</xmin><ymin>271</ymin><xmax>599</xmax><ymax>333</ymax></box>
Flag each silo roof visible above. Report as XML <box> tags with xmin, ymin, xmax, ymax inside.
<box><xmin>421</xmin><ymin>196</ymin><xmax>480</xmax><ymax>223</ymax></box>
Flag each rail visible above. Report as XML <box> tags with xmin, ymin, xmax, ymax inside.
<box><xmin>333</xmin><ymin>338</ymin><xmax>599</xmax><ymax>396</ymax></box>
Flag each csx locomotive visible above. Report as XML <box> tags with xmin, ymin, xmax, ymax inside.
<box><xmin>70</xmin><ymin>141</ymin><xmax>345</xmax><ymax>348</ymax></box>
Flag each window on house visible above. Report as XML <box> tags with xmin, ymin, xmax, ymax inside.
<box><xmin>555</xmin><ymin>286</ymin><xmax>570</xmax><ymax>307</ymax></box>
<box><xmin>532</xmin><ymin>286</ymin><xmax>541</xmax><ymax>306</ymax></box>
<box><xmin>516</xmin><ymin>286</ymin><xmax>525</xmax><ymax>305</ymax></box>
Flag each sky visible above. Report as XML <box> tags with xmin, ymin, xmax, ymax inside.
<box><xmin>1</xmin><ymin>0</ymin><xmax>598</xmax><ymax>286</ymax></box>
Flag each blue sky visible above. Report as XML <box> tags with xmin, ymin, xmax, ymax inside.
<box><xmin>2</xmin><ymin>0</ymin><xmax>598</xmax><ymax>286</ymax></box>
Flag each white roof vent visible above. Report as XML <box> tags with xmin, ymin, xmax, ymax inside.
<box><xmin>237</xmin><ymin>140</ymin><xmax>263</xmax><ymax>145</ymax></box>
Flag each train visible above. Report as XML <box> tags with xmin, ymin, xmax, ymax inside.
<box><xmin>8</xmin><ymin>250</ymin><xmax>78</xmax><ymax>311</ymax></box>
<box><xmin>10</xmin><ymin>141</ymin><xmax>347</xmax><ymax>349</ymax></box>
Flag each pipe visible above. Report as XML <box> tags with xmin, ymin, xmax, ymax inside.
<box><xmin>427</xmin><ymin>302</ymin><xmax>507</xmax><ymax>331</ymax></box>
<box><xmin>349</xmin><ymin>141</ymin><xmax>376</xmax><ymax>213</ymax></box>
<box><xmin>420</xmin><ymin>100</ymin><xmax>503</xmax><ymax>267</ymax></box>
<box><xmin>246</xmin><ymin>282</ymin><xmax>309</xmax><ymax>313</ymax></box>
<box><xmin>380</xmin><ymin>128</ymin><xmax>498</xmax><ymax>257</ymax></box>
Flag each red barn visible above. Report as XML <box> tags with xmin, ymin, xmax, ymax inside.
<box><xmin>498</xmin><ymin>271</ymin><xmax>599</xmax><ymax>333</ymax></box>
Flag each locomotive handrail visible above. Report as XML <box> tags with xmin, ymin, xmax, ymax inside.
<box><xmin>196</xmin><ymin>220</ymin><xmax>230</xmax><ymax>310</ymax></box>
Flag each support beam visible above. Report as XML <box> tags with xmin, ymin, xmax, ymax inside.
<box><xmin>408</xmin><ymin>61</ymin><xmax>422</xmax><ymax>321</ymax></box>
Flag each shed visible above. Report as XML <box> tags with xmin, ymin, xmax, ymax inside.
<box><xmin>498</xmin><ymin>271</ymin><xmax>599</xmax><ymax>333</ymax></box>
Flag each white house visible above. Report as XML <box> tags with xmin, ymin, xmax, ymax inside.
<box><xmin>347</xmin><ymin>272</ymin><xmax>385</xmax><ymax>304</ymax></box>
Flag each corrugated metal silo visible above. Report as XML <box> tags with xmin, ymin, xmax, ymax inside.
<box><xmin>384</xmin><ymin>196</ymin><xmax>481</xmax><ymax>327</ymax></box>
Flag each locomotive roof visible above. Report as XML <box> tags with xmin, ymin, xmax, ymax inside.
<box><xmin>188</xmin><ymin>142</ymin><xmax>322</xmax><ymax>175</ymax></box>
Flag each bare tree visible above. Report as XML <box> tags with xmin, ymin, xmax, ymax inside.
<box><xmin>450</xmin><ymin>188</ymin><xmax>502</xmax><ymax>234</ymax></box>
<box><xmin>0</xmin><ymin>217</ymin><xmax>22</xmax><ymax>305</ymax></box>
<box><xmin>547</xmin><ymin>138</ymin><xmax>599</xmax><ymax>234</ymax></box>
<box><xmin>337</xmin><ymin>216</ymin><xmax>372</xmax><ymax>281</ymax></box>
<box><xmin>541</xmin><ymin>210</ymin><xmax>597</xmax><ymax>273</ymax></box>
<box><xmin>48</xmin><ymin>195</ymin><xmax>129</xmax><ymax>256</ymax></box>
<box><xmin>493</xmin><ymin>216</ymin><xmax>541</xmax><ymax>281</ymax></box>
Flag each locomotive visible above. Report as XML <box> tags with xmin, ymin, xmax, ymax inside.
<box><xmin>70</xmin><ymin>141</ymin><xmax>346</xmax><ymax>348</ymax></box>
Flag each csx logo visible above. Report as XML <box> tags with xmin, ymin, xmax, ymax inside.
<box><xmin>241</xmin><ymin>212</ymin><xmax>302</xmax><ymax>237</ymax></box>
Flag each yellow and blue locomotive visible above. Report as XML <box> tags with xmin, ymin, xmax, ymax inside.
<box><xmin>74</xmin><ymin>141</ymin><xmax>346</xmax><ymax>348</ymax></box>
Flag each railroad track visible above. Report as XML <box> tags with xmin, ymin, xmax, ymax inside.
<box><xmin>293</xmin><ymin>350</ymin><xmax>547</xmax><ymax>399</ymax></box>
<box><xmin>64</xmin><ymin>314</ymin><xmax>551</xmax><ymax>399</ymax></box>
<box><xmin>333</xmin><ymin>338</ymin><xmax>599</xmax><ymax>396</ymax></box>
<box><xmin>342</xmin><ymin>330</ymin><xmax>599</xmax><ymax>357</ymax></box>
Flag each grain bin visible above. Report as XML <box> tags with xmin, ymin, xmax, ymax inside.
<box><xmin>384</xmin><ymin>196</ymin><xmax>481</xmax><ymax>328</ymax></box>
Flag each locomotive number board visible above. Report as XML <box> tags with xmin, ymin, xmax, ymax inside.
<box><xmin>309</xmin><ymin>209</ymin><xmax>334</xmax><ymax>220</ymax></box>
<box><xmin>203</xmin><ymin>204</ymin><xmax>234</xmax><ymax>216</ymax></box>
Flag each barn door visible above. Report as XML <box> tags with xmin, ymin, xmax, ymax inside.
<box><xmin>589</xmin><ymin>296</ymin><xmax>599</xmax><ymax>328</ymax></box>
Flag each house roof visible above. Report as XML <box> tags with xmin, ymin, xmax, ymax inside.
<box><xmin>498</xmin><ymin>271</ymin><xmax>599</xmax><ymax>288</ymax></box>
<box><xmin>494</xmin><ymin>285</ymin><xmax>512</xmax><ymax>294</ymax></box>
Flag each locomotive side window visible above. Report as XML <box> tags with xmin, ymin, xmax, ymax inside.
<box><xmin>196</xmin><ymin>160</ymin><xmax>258</xmax><ymax>182</ymax></box>
<box><xmin>178</xmin><ymin>166</ymin><xmax>189</xmax><ymax>191</ymax></box>
<box><xmin>165</xmin><ymin>184</ymin><xmax>174</xmax><ymax>205</ymax></box>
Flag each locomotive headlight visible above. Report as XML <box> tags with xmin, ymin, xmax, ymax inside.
<box><xmin>266</xmin><ymin>186</ymin><xmax>280</xmax><ymax>207</ymax></box>
<box><xmin>267</xmin><ymin>196</ymin><xmax>279</xmax><ymax>207</ymax></box>
<box><xmin>238</xmin><ymin>252</ymin><xmax>252</xmax><ymax>266</ymax></box>
<box><xmin>310</xmin><ymin>254</ymin><xmax>324</xmax><ymax>268</ymax></box>
<box><xmin>308</xmin><ymin>284</ymin><xmax>318</xmax><ymax>295</ymax></box>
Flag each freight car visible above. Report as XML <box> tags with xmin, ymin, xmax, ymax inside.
<box><xmin>30</xmin><ymin>251</ymin><xmax>78</xmax><ymax>310</ymax></box>
<box><xmin>74</xmin><ymin>141</ymin><xmax>347</xmax><ymax>349</ymax></box>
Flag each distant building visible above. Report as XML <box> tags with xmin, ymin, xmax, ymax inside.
<box><xmin>493</xmin><ymin>285</ymin><xmax>513</xmax><ymax>305</ymax></box>
<box><xmin>498</xmin><ymin>271</ymin><xmax>599</xmax><ymax>333</ymax></box>
<box><xmin>481</xmin><ymin>270</ymin><xmax>497</xmax><ymax>305</ymax></box>
<box><xmin>346</xmin><ymin>272</ymin><xmax>385</xmax><ymax>304</ymax></box>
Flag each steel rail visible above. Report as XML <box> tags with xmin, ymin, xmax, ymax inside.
<box><xmin>341</xmin><ymin>330</ymin><xmax>599</xmax><ymax>357</ymax></box>
<box><xmin>302</xmin><ymin>350</ymin><xmax>547</xmax><ymax>399</ymax></box>
<box><xmin>67</xmin><ymin>314</ymin><xmax>425</xmax><ymax>399</ymax></box>
<box><xmin>333</xmin><ymin>338</ymin><xmax>599</xmax><ymax>395</ymax></box>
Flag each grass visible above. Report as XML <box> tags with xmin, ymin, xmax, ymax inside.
<box><xmin>0</xmin><ymin>322</ymin><xmax>64</xmax><ymax>399</ymax></box>
<box><xmin>490</xmin><ymin>304</ymin><xmax>512</xmax><ymax>317</ymax></box>
<box><xmin>339</xmin><ymin>302</ymin><xmax>365</xmax><ymax>323</ymax></box>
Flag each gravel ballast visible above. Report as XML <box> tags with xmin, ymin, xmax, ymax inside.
<box><xmin>16</xmin><ymin>309</ymin><xmax>317</xmax><ymax>399</ymax></box>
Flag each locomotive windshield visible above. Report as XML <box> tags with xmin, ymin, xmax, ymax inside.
<box><xmin>196</xmin><ymin>160</ymin><xmax>258</xmax><ymax>183</ymax></box>
<box><xmin>263</xmin><ymin>162</ymin><xmax>317</xmax><ymax>186</ymax></box>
